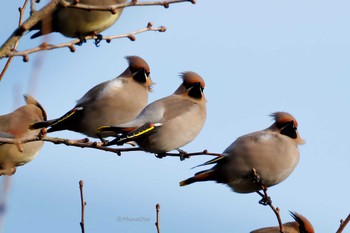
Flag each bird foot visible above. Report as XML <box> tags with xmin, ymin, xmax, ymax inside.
<box><xmin>77</xmin><ymin>36</ymin><xmax>87</xmax><ymax>46</ymax></box>
<box><xmin>94</xmin><ymin>34</ymin><xmax>103</xmax><ymax>47</ymax></box>
<box><xmin>177</xmin><ymin>148</ymin><xmax>188</xmax><ymax>161</ymax></box>
<box><xmin>0</xmin><ymin>167</ymin><xmax>16</xmax><ymax>176</ymax></box>
<box><xmin>258</xmin><ymin>195</ymin><xmax>272</xmax><ymax>206</ymax></box>
<box><xmin>96</xmin><ymin>133</ymin><xmax>108</xmax><ymax>146</ymax></box>
<box><xmin>248</xmin><ymin>168</ymin><xmax>261</xmax><ymax>184</ymax></box>
<box><xmin>155</xmin><ymin>153</ymin><xmax>166</xmax><ymax>159</ymax></box>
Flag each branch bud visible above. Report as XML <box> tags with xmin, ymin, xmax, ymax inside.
<box><xmin>22</xmin><ymin>55</ymin><xmax>29</xmax><ymax>62</ymax></box>
<box><xmin>128</xmin><ymin>35</ymin><xmax>136</xmax><ymax>41</ymax></box>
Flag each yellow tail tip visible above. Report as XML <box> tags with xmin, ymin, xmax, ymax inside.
<box><xmin>96</xmin><ymin>126</ymin><xmax>110</xmax><ymax>132</ymax></box>
<box><xmin>179</xmin><ymin>181</ymin><xmax>187</xmax><ymax>186</ymax></box>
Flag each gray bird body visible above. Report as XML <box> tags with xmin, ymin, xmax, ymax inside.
<box><xmin>102</xmin><ymin>71</ymin><xmax>207</xmax><ymax>154</ymax></box>
<box><xmin>73</xmin><ymin>76</ymin><xmax>151</xmax><ymax>137</ymax></box>
<box><xmin>31</xmin><ymin>0</ymin><xmax>126</xmax><ymax>38</ymax></box>
<box><xmin>118</xmin><ymin>89</ymin><xmax>206</xmax><ymax>153</ymax></box>
<box><xmin>180</xmin><ymin>112</ymin><xmax>303</xmax><ymax>193</ymax></box>
<box><xmin>219</xmin><ymin>129</ymin><xmax>300</xmax><ymax>193</ymax></box>
<box><xmin>31</xmin><ymin>56</ymin><xmax>153</xmax><ymax>138</ymax></box>
<box><xmin>0</xmin><ymin>96</ymin><xmax>46</xmax><ymax>172</ymax></box>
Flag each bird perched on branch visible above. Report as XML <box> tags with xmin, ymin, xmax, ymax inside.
<box><xmin>31</xmin><ymin>56</ymin><xmax>153</xmax><ymax>138</ymax></box>
<box><xmin>180</xmin><ymin>112</ymin><xmax>304</xmax><ymax>192</ymax></box>
<box><xmin>250</xmin><ymin>211</ymin><xmax>315</xmax><ymax>233</ymax></box>
<box><xmin>97</xmin><ymin>71</ymin><xmax>207</xmax><ymax>158</ymax></box>
<box><xmin>0</xmin><ymin>95</ymin><xmax>47</xmax><ymax>175</ymax></box>
<box><xmin>30</xmin><ymin>0</ymin><xmax>126</xmax><ymax>39</ymax></box>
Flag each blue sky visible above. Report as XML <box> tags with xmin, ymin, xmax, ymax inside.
<box><xmin>1</xmin><ymin>0</ymin><xmax>350</xmax><ymax>232</ymax></box>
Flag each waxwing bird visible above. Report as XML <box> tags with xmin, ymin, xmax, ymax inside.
<box><xmin>98</xmin><ymin>71</ymin><xmax>207</xmax><ymax>157</ymax></box>
<box><xmin>180</xmin><ymin>112</ymin><xmax>304</xmax><ymax>193</ymax></box>
<box><xmin>31</xmin><ymin>56</ymin><xmax>153</xmax><ymax>138</ymax></box>
<box><xmin>0</xmin><ymin>95</ymin><xmax>47</xmax><ymax>175</ymax></box>
<box><xmin>250</xmin><ymin>211</ymin><xmax>315</xmax><ymax>233</ymax></box>
<box><xmin>30</xmin><ymin>0</ymin><xmax>126</xmax><ymax>39</ymax></box>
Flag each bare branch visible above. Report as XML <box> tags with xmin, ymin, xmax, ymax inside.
<box><xmin>162</xmin><ymin>150</ymin><xmax>223</xmax><ymax>159</ymax></box>
<box><xmin>336</xmin><ymin>214</ymin><xmax>350</xmax><ymax>233</ymax></box>
<box><xmin>30</xmin><ymin>0</ymin><xmax>37</xmax><ymax>13</ymax></box>
<box><xmin>59</xmin><ymin>0</ymin><xmax>196</xmax><ymax>11</ymax></box>
<box><xmin>155</xmin><ymin>204</ymin><xmax>160</xmax><ymax>233</ymax></box>
<box><xmin>0</xmin><ymin>0</ymin><xmax>59</xmax><ymax>58</ymax></box>
<box><xmin>0</xmin><ymin>135</ymin><xmax>222</xmax><ymax>159</ymax></box>
<box><xmin>79</xmin><ymin>180</ymin><xmax>86</xmax><ymax>233</ymax></box>
<box><xmin>0</xmin><ymin>0</ymin><xmax>30</xmax><ymax>80</ymax></box>
<box><xmin>0</xmin><ymin>177</ymin><xmax>11</xmax><ymax>231</ymax></box>
<box><xmin>2</xmin><ymin>24</ymin><xmax>166</xmax><ymax>61</ymax></box>
<box><xmin>0</xmin><ymin>0</ymin><xmax>193</xmax><ymax>60</ymax></box>
<box><xmin>250</xmin><ymin>169</ymin><xmax>285</xmax><ymax>233</ymax></box>
<box><xmin>0</xmin><ymin>135</ymin><xmax>142</xmax><ymax>156</ymax></box>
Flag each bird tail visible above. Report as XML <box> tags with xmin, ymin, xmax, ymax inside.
<box><xmin>29</xmin><ymin>107</ymin><xmax>83</xmax><ymax>131</ymax></box>
<box><xmin>98</xmin><ymin>123</ymin><xmax>162</xmax><ymax>146</ymax></box>
<box><xmin>179</xmin><ymin>170</ymin><xmax>215</xmax><ymax>186</ymax></box>
<box><xmin>29</xmin><ymin>120</ymin><xmax>54</xmax><ymax>130</ymax></box>
<box><xmin>191</xmin><ymin>155</ymin><xmax>226</xmax><ymax>169</ymax></box>
<box><xmin>96</xmin><ymin>126</ymin><xmax>132</xmax><ymax>135</ymax></box>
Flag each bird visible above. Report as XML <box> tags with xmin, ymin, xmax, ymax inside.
<box><xmin>30</xmin><ymin>0</ymin><xmax>127</xmax><ymax>39</ymax></box>
<box><xmin>180</xmin><ymin>112</ymin><xmax>304</xmax><ymax>193</ymax></box>
<box><xmin>250</xmin><ymin>211</ymin><xmax>315</xmax><ymax>233</ymax></box>
<box><xmin>0</xmin><ymin>95</ymin><xmax>47</xmax><ymax>175</ymax></box>
<box><xmin>97</xmin><ymin>71</ymin><xmax>207</xmax><ymax>157</ymax></box>
<box><xmin>30</xmin><ymin>56</ymin><xmax>153</xmax><ymax>138</ymax></box>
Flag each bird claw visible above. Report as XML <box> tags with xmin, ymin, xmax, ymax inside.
<box><xmin>94</xmin><ymin>34</ymin><xmax>103</xmax><ymax>47</ymax></box>
<box><xmin>155</xmin><ymin>153</ymin><xmax>165</xmax><ymax>159</ymax></box>
<box><xmin>248</xmin><ymin>168</ymin><xmax>261</xmax><ymax>183</ymax></box>
<box><xmin>0</xmin><ymin>167</ymin><xmax>16</xmax><ymax>176</ymax></box>
<box><xmin>77</xmin><ymin>36</ymin><xmax>87</xmax><ymax>46</ymax></box>
<box><xmin>96</xmin><ymin>133</ymin><xmax>109</xmax><ymax>146</ymax></box>
<box><xmin>177</xmin><ymin>148</ymin><xmax>188</xmax><ymax>161</ymax></box>
<box><xmin>258</xmin><ymin>196</ymin><xmax>272</xmax><ymax>206</ymax></box>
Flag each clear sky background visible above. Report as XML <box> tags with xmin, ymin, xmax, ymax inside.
<box><xmin>0</xmin><ymin>0</ymin><xmax>350</xmax><ymax>232</ymax></box>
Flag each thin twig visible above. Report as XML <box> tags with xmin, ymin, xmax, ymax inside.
<box><xmin>0</xmin><ymin>0</ymin><xmax>59</xmax><ymax>58</ymax></box>
<box><xmin>163</xmin><ymin>150</ymin><xmax>223</xmax><ymax>158</ymax></box>
<box><xmin>269</xmin><ymin>204</ymin><xmax>283</xmax><ymax>233</ymax></box>
<box><xmin>4</xmin><ymin>24</ymin><xmax>166</xmax><ymax>60</ymax></box>
<box><xmin>336</xmin><ymin>214</ymin><xmax>350</xmax><ymax>233</ymax></box>
<box><xmin>60</xmin><ymin>0</ymin><xmax>196</xmax><ymax>11</ymax></box>
<box><xmin>0</xmin><ymin>0</ymin><xmax>30</xmax><ymax>81</ymax></box>
<box><xmin>0</xmin><ymin>177</ymin><xmax>11</xmax><ymax>233</ymax></box>
<box><xmin>0</xmin><ymin>0</ymin><xmax>194</xmax><ymax>60</ymax></box>
<box><xmin>155</xmin><ymin>204</ymin><xmax>160</xmax><ymax>233</ymax></box>
<box><xmin>30</xmin><ymin>0</ymin><xmax>37</xmax><ymax>13</ymax></box>
<box><xmin>250</xmin><ymin>169</ymin><xmax>284</xmax><ymax>233</ymax></box>
<box><xmin>79</xmin><ymin>180</ymin><xmax>86</xmax><ymax>233</ymax></box>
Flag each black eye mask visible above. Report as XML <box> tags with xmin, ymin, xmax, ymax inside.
<box><xmin>276</xmin><ymin>120</ymin><xmax>297</xmax><ymax>139</ymax></box>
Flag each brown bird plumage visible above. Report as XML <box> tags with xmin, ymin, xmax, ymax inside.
<box><xmin>0</xmin><ymin>95</ymin><xmax>47</xmax><ymax>175</ymax></box>
<box><xmin>30</xmin><ymin>0</ymin><xmax>127</xmax><ymax>39</ymax></box>
<box><xmin>250</xmin><ymin>212</ymin><xmax>315</xmax><ymax>233</ymax></box>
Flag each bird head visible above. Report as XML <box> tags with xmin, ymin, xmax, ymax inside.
<box><xmin>270</xmin><ymin>112</ymin><xmax>304</xmax><ymax>144</ymax></box>
<box><xmin>175</xmin><ymin>71</ymin><xmax>206</xmax><ymax>101</ymax></box>
<box><xmin>124</xmin><ymin>56</ymin><xmax>154</xmax><ymax>91</ymax></box>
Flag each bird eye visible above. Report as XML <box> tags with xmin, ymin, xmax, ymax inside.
<box><xmin>278</xmin><ymin>121</ymin><xmax>298</xmax><ymax>139</ymax></box>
